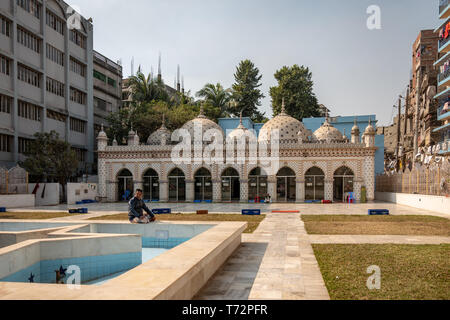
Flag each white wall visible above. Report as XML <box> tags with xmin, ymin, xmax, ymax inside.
<box><xmin>375</xmin><ymin>192</ymin><xmax>450</xmax><ymax>215</ymax></box>
<box><xmin>67</xmin><ymin>183</ymin><xmax>98</xmax><ymax>205</ymax></box>
<box><xmin>29</xmin><ymin>183</ymin><xmax>60</xmax><ymax>206</ymax></box>
<box><xmin>0</xmin><ymin>195</ymin><xmax>35</xmax><ymax>209</ymax></box>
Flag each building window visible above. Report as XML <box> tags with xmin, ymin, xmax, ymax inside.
<box><xmin>107</xmin><ymin>77</ymin><xmax>116</xmax><ymax>87</ymax></box>
<box><xmin>16</xmin><ymin>0</ymin><xmax>41</xmax><ymax>19</ymax></box>
<box><xmin>45</xmin><ymin>9</ymin><xmax>64</xmax><ymax>35</ymax></box>
<box><xmin>0</xmin><ymin>15</ymin><xmax>11</xmax><ymax>37</ymax></box>
<box><xmin>70</xmin><ymin>87</ymin><xmax>86</xmax><ymax>105</ymax></box>
<box><xmin>17</xmin><ymin>27</ymin><xmax>41</xmax><ymax>53</ymax></box>
<box><xmin>94</xmin><ymin>97</ymin><xmax>107</xmax><ymax>111</ymax></box>
<box><xmin>0</xmin><ymin>134</ymin><xmax>12</xmax><ymax>152</ymax></box>
<box><xmin>46</xmin><ymin>43</ymin><xmax>64</xmax><ymax>66</ymax></box>
<box><xmin>17</xmin><ymin>64</ymin><xmax>41</xmax><ymax>87</ymax></box>
<box><xmin>0</xmin><ymin>94</ymin><xmax>12</xmax><ymax>114</ymax></box>
<box><xmin>46</xmin><ymin>109</ymin><xmax>66</xmax><ymax>123</ymax></box>
<box><xmin>69</xmin><ymin>29</ymin><xmax>86</xmax><ymax>49</ymax></box>
<box><xmin>70</xmin><ymin>117</ymin><xmax>86</xmax><ymax>133</ymax></box>
<box><xmin>70</xmin><ymin>57</ymin><xmax>86</xmax><ymax>77</ymax></box>
<box><xmin>0</xmin><ymin>55</ymin><xmax>10</xmax><ymax>75</ymax></box>
<box><xmin>18</xmin><ymin>137</ymin><xmax>33</xmax><ymax>154</ymax></box>
<box><xmin>18</xmin><ymin>100</ymin><xmax>42</xmax><ymax>122</ymax></box>
<box><xmin>93</xmin><ymin>69</ymin><xmax>107</xmax><ymax>82</ymax></box>
<box><xmin>46</xmin><ymin>77</ymin><xmax>65</xmax><ymax>97</ymax></box>
<box><xmin>72</xmin><ymin>147</ymin><xmax>86</xmax><ymax>162</ymax></box>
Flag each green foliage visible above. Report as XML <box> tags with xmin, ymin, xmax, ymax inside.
<box><xmin>230</xmin><ymin>60</ymin><xmax>266</xmax><ymax>121</ymax></box>
<box><xmin>270</xmin><ymin>65</ymin><xmax>321</xmax><ymax>121</ymax></box>
<box><xmin>19</xmin><ymin>131</ymin><xmax>78</xmax><ymax>185</ymax></box>
<box><xmin>127</xmin><ymin>71</ymin><xmax>170</xmax><ymax>104</ymax></box>
<box><xmin>196</xmin><ymin>83</ymin><xmax>231</xmax><ymax>117</ymax></box>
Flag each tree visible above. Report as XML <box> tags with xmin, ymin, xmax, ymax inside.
<box><xmin>19</xmin><ymin>131</ymin><xmax>78</xmax><ymax>201</ymax></box>
<box><xmin>127</xmin><ymin>70</ymin><xmax>170</xmax><ymax>104</ymax></box>
<box><xmin>230</xmin><ymin>60</ymin><xmax>266</xmax><ymax>121</ymax></box>
<box><xmin>196</xmin><ymin>83</ymin><xmax>231</xmax><ymax>117</ymax></box>
<box><xmin>270</xmin><ymin>65</ymin><xmax>321</xmax><ymax>120</ymax></box>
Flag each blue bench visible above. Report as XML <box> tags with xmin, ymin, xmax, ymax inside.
<box><xmin>242</xmin><ymin>209</ymin><xmax>261</xmax><ymax>216</ymax></box>
<box><xmin>368</xmin><ymin>209</ymin><xmax>390</xmax><ymax>216</ymax></box>
<box><xmin>69</xmin><ymin>208</ymin><xmax>88</xmax><ymax>214</ymax></box>
<box><xmin>152</xmin><ymin>208</ymin><xmax>171</xmax><ymax>215</ymax></box>
<box><xmin>0</xmin><ymin>207</ymin><xmax>6</xmax><ymax>213</ymax></box>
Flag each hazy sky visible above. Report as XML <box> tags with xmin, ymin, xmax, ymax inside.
<box><xmin>72</xmin><ymin>0</ymin><xmax>439</xmax><ymax>125</ymax></box>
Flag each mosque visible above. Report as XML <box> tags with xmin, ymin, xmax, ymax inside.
<box><xmin>96</xmin><ymin>101</ymin><xmax>377</xmax><ymax>203</ymax></box>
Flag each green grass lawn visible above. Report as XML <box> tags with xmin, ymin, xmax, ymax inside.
<box><xmin>0</xmin><ymin>211</ymin><xmax>77</xmax><ymax>220</ymax></box>
<box><xmin>312</xmin><ymin>244</ymin><xmax>450</xmax><ymax>300</ymax></box>
<box><xmin>302</xmin><ymin>215</ymin><xmax>450</xmax><ymax>236</ymax></box>
<box><xmin>89</xmin><ymin>213</ymin><xmax>266</xmax><ymax>234</ymax></box>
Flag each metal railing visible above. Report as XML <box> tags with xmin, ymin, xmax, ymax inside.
<box><xmin>376</xmin><ymin>161</ymin><xmax>449</xmax><ymax>196</ymax></box>
<box><xmin>438</xmin><ymin>105</ymin><xmax>450</xmax><ymax>120</ymax></box>
<box><xmin>438</xmin><ymin>66</ymin><xmax>450</xmax><ymax>83</ymax></box>
<box><xmin>0</xmin><ymin>166</ymin><xmax>29</xmax><ymax>195</ymax></box>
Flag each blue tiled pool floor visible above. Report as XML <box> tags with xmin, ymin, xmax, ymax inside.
<box><xmin>85</xmin><ymin>248</ymin><xmax>168</xmax><ymax>285</ymax></box>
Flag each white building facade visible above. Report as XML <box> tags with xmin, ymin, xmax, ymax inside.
<box><xmin>97</xmin><ymin>104</ymin><xmax>377</xmax><ymax>203</ymax></box>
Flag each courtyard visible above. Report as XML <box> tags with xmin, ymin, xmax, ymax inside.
<box><xmin>1</xmin><ymin>202</ymin><xmax>449</xmax><ymax>300</ymax></box>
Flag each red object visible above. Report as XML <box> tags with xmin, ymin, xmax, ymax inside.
<box><xmin>272</xmin><ymin>210</ymin><xmax>300</xmax><ymax>213</ymax></box>
<box><xmin>322</xmin><ymin>200</ymin><xmax>332</xmax><ymax>204</ymax></box>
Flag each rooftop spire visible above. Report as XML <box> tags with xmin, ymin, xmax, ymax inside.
<box><xmin>281</xmin><ymin>97</ymin><xmax>286</xmax><ymax>115</ymax></box>
<box><xmin>157</xmin><ymin>52</ymin><xmax>162</xmax><ymax>82</ymax></box>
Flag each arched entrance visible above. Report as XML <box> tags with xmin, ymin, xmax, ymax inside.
<box><xmin>248</xmin><ymin>168</ymin><xmax>268</xmax><ymax>201</ymax></box>
<box><xmin>168</xmin><ymin>168</ymin><xmax>186</xmax><ymax>202</ymax></box>
<box><xmin>334</xmin><ymin>167</ymin><xmax>354</xmax><ymax>202</ymax></box>
<box><xmin>117</xmin><ymin>169</ymin><xmax>133</xmax><ymax>201</ymax></box>
<box><xmin>277</xmin><ymin>167</ymin><xmax>296</xmax><ymax>202</ymax></box>
<box><xmin>305</xmin><ymin>167</ymin><xmax>325</xmax><ymax>201</ymax></box>
<box><xmin>143</xmin><ymin>168</ymin><xmax>159</xmax><ymax>201</ymax></box>
<box><xmin>194</xmin><ymin>168</ymin><xmax>212</xmax><ymax>201</ymax></box>
<box><xmin>221</xmin><ymin>167</ymin><xmax>240</xmax><ymax>202</ymax></box>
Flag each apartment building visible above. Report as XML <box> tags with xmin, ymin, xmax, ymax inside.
<box><xmin>0</xmin><ymin>0</ymin><xmax>122</xmax><ymax>176</ymax></box>
<box><xmin>433</xmin><ymin>1</ymin><xmax>450</xmax><ymax>158</ymax></box>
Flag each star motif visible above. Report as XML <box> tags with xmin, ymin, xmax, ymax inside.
<box><xmin>28</xmin><ymin>273</ymin><xmax>35</xmax><ymax>283</ymax></box>
<box><xmin>59</xmin><ymin>265</ymin><xmax>67</xmax><ymax>277</ymax></box>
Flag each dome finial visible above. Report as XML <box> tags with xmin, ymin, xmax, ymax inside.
<box><xmin>239</xmin><ymin>110</ymin><xmax>243</xmax><ymax>126</ymax></box>
<box><xmin>281</xmin><ymin>97</ymin><xmax>287</xmax><ymax>115</ymax></box>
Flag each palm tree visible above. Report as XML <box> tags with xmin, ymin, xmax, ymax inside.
<box><xmin>127</xmin><ymin>70</ymin><xmax>169</xmax><ymax>104</ymax></box>
<box><xmin>196</xmin><ymin>83</ymin><xmax>231</xmax><ymax>115</ymax></box>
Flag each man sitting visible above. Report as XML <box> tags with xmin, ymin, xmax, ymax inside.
<box><xmin>128</xmin><ymin>189</ymin><xmax>156</xmax><ymax>224</ymax></box>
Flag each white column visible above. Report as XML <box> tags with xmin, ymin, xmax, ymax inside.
<box><xmin>296</xmin><ymin>179</ymin><xmax>305</xmax><ymax>203</ymax></box>
<box><xmin>186</xmin><ymin>180</ymin><xmax>195</xmax><ymax>202</ymax></box>
<box><xmin>268</xmin><ymin>176</ymin><xmax>277</xmax><ymax>202</ymax></box>
<box><xmin>159</xmin><ymin>181</ymin><xmax>168</xmax><ymax>202</ymax></box>
<box><xmin>212</xmin><ymin>180</ymin><xmax>222</xmax><ymax>203</ymax></box>
<box><xmin>325</xmin><ymin>179</ymin><xmax>334</xmax><ymax>201</ymax></box>
<box><xmin>240</xmin><ymin>179</ymin><xmax>249</xmax><ymax>203</ymax></box>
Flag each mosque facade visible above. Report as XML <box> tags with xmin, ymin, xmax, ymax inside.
<box><xmin>97</xmin><ymin>102</ymin><xmax>377</xmax><ymax>203</ymax></box>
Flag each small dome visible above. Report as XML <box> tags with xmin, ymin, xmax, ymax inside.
<box><xmin>259</xmin><ymin>99</ymin><xmax>308</xmax><ymax>143</ymax></box>
<box><xmin>97</xmin><ymin>124</ymin><xmax>107</xmax><ymax>139</ymax></box>
<box><xmin>147</xmin><ymin>124</ymin><xmax>171</xmax><ymax>145</ymax></box>
<box><xmin>364</xmin><ymin>118</ymin><xmax>376</xmax><ymax>135</ymax></box>
<box><xmin>351</xmin><ymin>120</ymin><xmax>360</xmax><ymax>134</ymax></box>
<box><xmin>228</xmin><ymin>115</ymin><xmax>256</xmax><ymax>142</ymax></box>
<box><xmin>313</xmin><ymin>119</ymin><xmax>345</xmax><ymax>142</ymax></box>
<box><xmin>181</xmin><ymin>106</ymin><xmax>223</xmax><ymax>143</ymax></box>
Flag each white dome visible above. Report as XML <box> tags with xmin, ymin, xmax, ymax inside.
<box><xmin>313</xmin><ymin>119</ymin><xmax>345</xmax><ymax>142</ymax></box>
<box><xmin>147</xmin><ymin>124</ymin><xmax>171</xmax><ymax>145</ymax></box>
<box><xmin>258</xmin><ymin>102</ymin><xmax>308</xmax><ymax>143</ymax></box>
<box><xmin>181</xmin><ymin>107</ymin><xmax>223</xmax><ymax>143</ymax></box>
<box><xmin>228</xmin><ymin>117</ymin><xmax>256</xmax><ymax>142</ymax></box>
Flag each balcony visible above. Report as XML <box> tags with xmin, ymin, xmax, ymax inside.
<box><xmin>438</xmin><ymin>65</ymin><xmax>450</xmax><ymax>88</ymax></box>
<box><xmin>439</xmin><ymin>34</ymin><xmax>450</xmax><ymax>52</ymax></box>
<box><xmin>438</xmin><ymin>140</ymin><xmax>450</xmax><ymax>155</ymax></box>
<box><xmin>438</xmin><ymin>104</ymin><xmax>450</xmax><ymax>121</ymax></box>
<box><xmin>440</xmin><ymin>0</ymin><xmax>450</xmax><ymax>19</ymax></box>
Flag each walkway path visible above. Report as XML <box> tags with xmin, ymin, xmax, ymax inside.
<box><xmin>195</xmin><ymin>212</ymin><xmax>330</xmax><ymax>300</ymax></box>
<box><xmin>309</xmin><ymin>234</ymin><xmax>450</xmax><ymax>245</ymax></box>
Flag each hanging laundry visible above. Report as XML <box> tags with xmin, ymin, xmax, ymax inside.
<box><xmin>32</xmin><ymin>183</ymin><xmax>40</xmax><ymax>195</ymax></box>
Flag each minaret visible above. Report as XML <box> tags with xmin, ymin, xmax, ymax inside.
<box><xmin>364</xmin><ymin>117</ymin><xmax>376</xmax><ymax>147</ymax></box>
<box><xmin>351</xmin><ymin>118</ymin><xmax>361</xmax><ymax>144</ymax></box>
<box><xmin>280</xmin><ymin>97</ymin><xmax>287</xmax><ymax>115</ymax></box>
<box><xmin>128</xmin><ymin>127</ymin><xmax>136</xmax><ymax>146</ymax></box>
<box><xmin>181</xmin><ymin>76</ymin><xmax>185</xmax><ymax>94</ymax></box>
<box><xmin>157</xmin><ymin>52</ymin><xmax>162</xmax><ymax>82</ymax></box>
<box><xmin>97</xmin><ymin>124</ymin><xmax>108</xmax><ymax>151</ymax></box>
<box><xmin>177</xmin><ymin>65</ymin><xmax>181</xmax><ymax>92</ymax></box>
